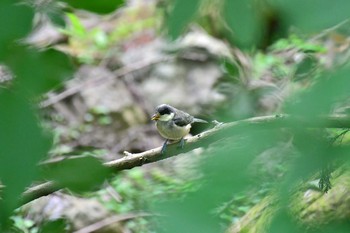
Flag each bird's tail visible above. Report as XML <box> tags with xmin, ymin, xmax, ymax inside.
<box><xmin>193</xmin><ymin>118</ymin><xmax>208</xmax><ymax>123</ymax></box>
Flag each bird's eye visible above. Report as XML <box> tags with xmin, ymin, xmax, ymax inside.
<box><xmin>158</xmin><ymin>105</ymin><xmax>171</xmax><ymax>115</ymax></box>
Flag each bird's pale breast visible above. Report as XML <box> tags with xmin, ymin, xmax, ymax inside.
<box><xmin>156</xmin><ymin>121</ymin><xmax>191</xmax><ymax>140</ymax></box>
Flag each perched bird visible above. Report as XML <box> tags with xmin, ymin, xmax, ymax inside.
<box><xmin>151</xmin><ymin>104</ymin><xmax>207</xmax><ymax>154</ymax></box>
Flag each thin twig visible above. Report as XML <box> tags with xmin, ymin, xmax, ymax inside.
<box><xmin>40</xmin><ymin>56</ymin><xmax>172</xmax><ymax>108</ymax></box>
<box><xmin>73</xmin><ymin>212</ymin><xmax>152</xmax><ymax>233</ymax></box>
<box><xmin>310</xmin><ymin>19</ymin><xmax>350</xmax><ymax>42</ymax></box>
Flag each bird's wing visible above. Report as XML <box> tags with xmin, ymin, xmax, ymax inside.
<box><xmin>173</xmin><ymin>112</ymin><xmax>194</xmax><ymax>126</ymax></box>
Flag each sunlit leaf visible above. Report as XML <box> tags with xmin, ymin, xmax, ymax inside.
<box><xmin>66</xmin><ymin>13</ymin><xmax>86</xmax><ymax>37</ymax></box>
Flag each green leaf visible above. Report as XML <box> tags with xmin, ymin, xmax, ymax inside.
<box><xmin>6</xmin><ymin>47</ymin><xmax>73</xmax><ymax>95</ymax></box>
<box><xmin>154</xmin><ymin>130</ymin><xmax>280</xmax><ymax>233</ymax></box>
<box><xmin>294</xmin><ymin>55</ymin><xmax>318</xmax><ymax>81</ymax></box>
<box><xmin>223</xmin><ymin>0</ymin><xmax>264</xmax><ymax>49</ymax></box>
<box><xmin>39</xmin><ymin>219</ymin><xmax>68</xmax><ymax>233</ymax></box>
<box><xmin>268</xmin><ymin>209</ymin><xmax>302</xmax><ymax>233</ymax></box>
<box><xmin>272</xmin><ymin>0</ymin><xmax>350</xmax><ymax>33</ymax></box>
<box><xmin>66</xmin><ymin>13</ymin><xmax>86</xmax><ymax>37</ymax></box>
<box><xmin>221</xmin><ymin>59</ymin><xmax>240</xmax><ymax>78</ymax></box>
<box><xmin>271</xmin><ymin>36</ymin><xmax>327</xmax><ymax>53</ymax></box>
<box><xmin>60</xmin><ymin>0</ymin><xmax>125</xmax><ymax>14</ymax></box>
<box><xmin>284</xmin><ymin>65</ymin><xmax>350</xmax><ymax>117</ymax></box>
<box><xmin>0</xmin><ymin>0</ymin><xmax>34</xmax><ymax>59</ymax></box>
<box><xmin>0</xmin><ymin>92</ymin><xmax>52</xmax><ymax>226</ymax></box>
<box><xmin>48</xmin><ymin>10</ymin><xmax>66</xmax><ymax>28</ymax></box>
<box><xmin>166</xmin><ymin>0</ymin><xmax>202</xmax><ymax>39</ymax></box>
<box><xmin>42</xmin><ymin>156</ymin><xmax>112</xmax><ymax>193</ymax></box>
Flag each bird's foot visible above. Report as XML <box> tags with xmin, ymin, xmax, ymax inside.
<box><xmin>161</xmin><ymin>139</ymin><xmax>168</xmax><ymax>155</ymax></box>
<box><xmin>178</xmin><ymin>138</ymin><xmax>185</xmax><ymax>149</ymax></box>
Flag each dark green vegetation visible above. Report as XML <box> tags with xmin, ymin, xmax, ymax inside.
<box><xmin>1</xmin><ymin>0</ymin><xmax>350</xmax><ymax>232</ymax></box>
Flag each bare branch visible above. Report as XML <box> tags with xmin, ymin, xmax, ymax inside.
<box><xmin>19</xmin><ymin>114</ymin><xmax>350</xmax><ymax>205</ymax></box>
<box><xmin>21</xmin><ymin>181</ymin><xmax>62</xmax><ymax>205</ymax></box>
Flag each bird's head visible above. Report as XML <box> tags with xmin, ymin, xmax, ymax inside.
<box><xmin>151</xmin><ymin>104</ymin><xmax>175</xmax><ymax>121</ymax></box>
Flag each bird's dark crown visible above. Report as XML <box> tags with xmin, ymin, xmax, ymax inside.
<box><xmin>156</xmin><ymin>104</ymin><xmax>174</xmax><ymax>115</ymax></box>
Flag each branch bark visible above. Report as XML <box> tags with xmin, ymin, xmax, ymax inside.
<box><xmin>20</xmin><ymin>114</ymin><xmax>350</xmax><ymax>205</ymax></box>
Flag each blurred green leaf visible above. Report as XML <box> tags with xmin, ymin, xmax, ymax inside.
<box><xmin>39</xmin><ymin>219</ymin><xmax>68</xmax><ymax>233</ymax></box>
<box><xmin>42</xmin><ymin>156</ymin><xmax>112</xmax><ymax>193</ymax></box>
<box><xmin>48</xmin><ymin>10</ymin><xmax>66</xmax><ymax>27</ymax></box>
<box><xmin>268</xmin><ymin>208</ymin><xmax>302</xmax><ymax>233</ymax></box>
<box><xmin>0</xmin><ymin>0</ymin><xmax>34</xmax><ymax>59</ymax></box>
<box><xmin>272</xmin><ymin>0</ymin><xmax>350</xmax><ymax>33</ymax></box>
<box><xmin>284</xmin><ymin>65</ymin><xmax>350</xmax><ymax>117</ymax></box>
<box><xmin>166</xmin><ymin>0</ymin><xmax>202</xmax><ymax>39</ymax></box>
<box><xmin>294</xmin><ymin>55</ymin><xmax>318</xmax><ymax>81</ymax></box>
<box><xmin>288</xmin><ymin>130</ymin><xmax>333</xmax><ymax>180</ymax></box>
<box><xmin>6</xmin><ymin>47</ymin><xmax>73</xmax><ymax>95</ymax></box>
<box><xmin>154</xmin><ymin>129</ymin><xmax>282</xmax><ymax>232</ymax></box>
<box><xmin>155</xmin><ymin>195</ymin><xmax>221</xmax><ymax>233</ymax></box>
<box><xmin>0</xmin><ymin>1</ymin><xmax>70</xmax><ymax>229</ymax></box>
<box><xmin>221</xmin><ymin>59</ymin><xmax>240</xmax><ymax>81</ymax></box>
<box><xmin>60</xmin><ymin>0</ymin><xmax>125</xmax><ymax>14</ymax></box>
<box><xmin>308</xmin><ymin>221</ymin><xmax>350</xmax><ymax>233</ymax></box>
<box><xmin>223</xmin><ymin>0</ymin><xmax>264</xmax><ymax>49</ymax></box>
<box><xmin>0</xmin><ymin>92</ymin><xmax>52</xmax><ymax>226</ymax></box>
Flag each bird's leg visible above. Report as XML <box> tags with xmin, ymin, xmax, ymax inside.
<box><xmin>161</xmin><ymin>139</ymin><xmax>168</xmax><ymax>154</ymax></box>
<box><xmin>178</xmin><ymin>137</ymin><xmax>185</xmax><ymax>149</ymax></box>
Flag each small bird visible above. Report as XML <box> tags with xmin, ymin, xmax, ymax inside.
<box><xmin>151</xmin><ymin>104</ymin><xmax>207</xmax><ymax>154</ymax></box>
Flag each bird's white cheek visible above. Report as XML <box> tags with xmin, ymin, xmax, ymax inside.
<box><xmin>158</xmin><ymin>113</ymin><xmax>174</xmax><ymax>121</ymax></box>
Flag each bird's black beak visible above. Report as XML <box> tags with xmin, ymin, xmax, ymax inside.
<box><xmin>151</xmin><ymin>113</ymin><xmax>160</xmax><ymax>121</ymax></box>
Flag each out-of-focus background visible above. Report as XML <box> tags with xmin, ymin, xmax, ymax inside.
<box><xmin>2</xmin><ymin>0</ymin><xmax>350</xmax><ymax>232</ymax></box>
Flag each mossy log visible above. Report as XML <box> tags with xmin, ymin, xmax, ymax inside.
<box><xmin>227</xmin><ymin>167</ymin><xmax>350</xmax><ymax>233</ymax></box>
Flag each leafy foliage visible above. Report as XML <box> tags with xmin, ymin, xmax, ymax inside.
<box><xmin>2</xmin><ymin>0</ymin><xmax>350</xmax><ymax>232</ymax></box>
<box><xmin>153</xmin><ymin>0</ymin><xmax>350</xmax><ymax>232</ymax></box>
<box><xmin>223</xmin><ymin>0</ymin><xmax>265</xmax><ymax>49</ymax></box>
<box><xmin>61</xmin><ymin>6</ymin><xmax>160</xmax><ymax>64</ymax></box>
<box><xmin>0</xmin><ymin>1</ymin><xmax>73</xmax><ymax>230</ymax></box>
<box><xmin>166</xmin><ymin>0</ymin><xmax>202</xmax><ymax>39</ymax></box>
